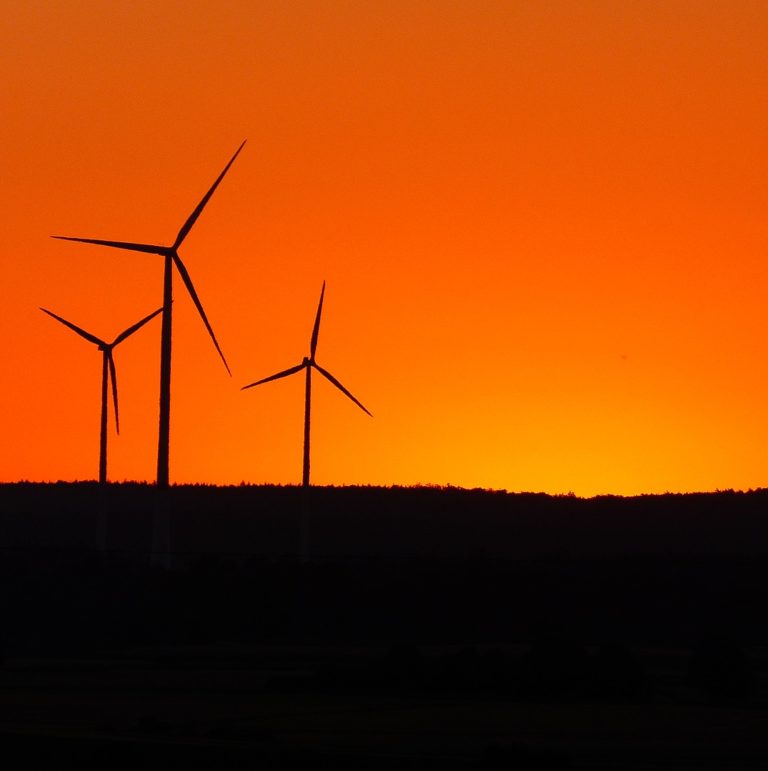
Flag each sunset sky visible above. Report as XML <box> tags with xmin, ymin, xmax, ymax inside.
<box><xmin>3</xmin><ymin>1</ymin><xmax>768</xmax><ymax>496</ymax></box>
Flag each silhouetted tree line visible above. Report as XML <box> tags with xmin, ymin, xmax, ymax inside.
<box><xmin>1</xmin><ymin>484</ymin><xmax>767</xmax><ymax>697</ymax></box>
<box><xmin>2</xmin><ymin>482</ymin><xmax>768</xmax><ymax>558</ymax></box>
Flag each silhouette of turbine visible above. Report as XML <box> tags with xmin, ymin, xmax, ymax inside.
<box><xmin>242</xmin><ymin>281</ymin><xmax>372</xmax><ymax>487</ymax></box>
<box><xmin>52</xmin><ymin>141</ymin><xmax>245</xmax><ymax>488</ymax></box>
<box><xmin>41</xmin><ymin>306</ymin><xmax>163</xmax><ymax>484</ymax></box>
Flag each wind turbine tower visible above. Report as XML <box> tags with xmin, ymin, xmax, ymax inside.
<box><xmin>242</xmin><ymin>281</ymin><xmax>372</xmax><ymax>487</ymax></box>
<box><xmin>52</xmin><ymin>142</ymin><xmax>245</xmax><ymax>488</ymax></box>
<box><xmin>40</xmin><ymin>306</ymin><xmax>163</xmax><ymax>483</ymax></box>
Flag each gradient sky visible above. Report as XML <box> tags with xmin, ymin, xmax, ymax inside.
<box><xmin>3</xmin><ymin>1</ymin><xmax>768</xmax><ymax>495</ymax></box>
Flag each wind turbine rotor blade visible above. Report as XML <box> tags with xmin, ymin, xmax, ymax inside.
<box><xmin>51</xmin><ymin>236</ymin><xmax>168</xmax><ymax>256</ymax></box>
<box><xmin>172</xmin><ymin>140</ymin><xmax>247</xmax><ymax>250</ymax></box>
<box><xmin>241</xmin><ymin>363</ymin><xmax>306</xmax><ymax>390</ymax></box>
<box><xmin>107</xmin><ymin>351</ymin><xmax>120</xmax><ymax>434</ymax></box>
<box><xmin>172</xmin><ymin>254</ymin><xmax>231</xmax><ymax>375</ymax></box>
<box><xmin>40</xmin><ymin>308</ymin><xmax>106</xmax><ymax>347</ymax></box>
<box><xmin>312</xmin><ymin>363</ymin><xmax>372</xmax><ymax>416</ymax></box>
<box><xmin>112</xmin><ymin>306</ymin><xmax>164</xmax><ymax>346</ymax></box>
<box><xmin>309</xmin><ymin>280</ymin><xmax>326</xmax><ymax>359</ymax></box>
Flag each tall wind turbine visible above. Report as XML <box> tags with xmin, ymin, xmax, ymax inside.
<box><xmin>242</xmin><ymin>281</ymin><xmax>372</xmax><ymax>487</ymax></box>
<box><xmin>52</xmin><ymin>141</ymin><xmax>245</xmax><ymax>488</ymax></box>
<box><xmin>41</xmin><ymin>306</ymin><xmax>163</xmax><ymax>483</ymax></box>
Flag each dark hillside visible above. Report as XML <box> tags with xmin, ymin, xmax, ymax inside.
<box><xmin>0</xmin><ymin>483</ymin><xmax>767</xmax><ymax>647</ymax></box>
<box><xmin>2</xmin><ymin>484</ymin><xmax>768</xmax><ymax>768</ymax></box>
<box><xmin>1</xmin><ymin>483</ymin><xmax>767</xmax><ymax>559</ymax></box>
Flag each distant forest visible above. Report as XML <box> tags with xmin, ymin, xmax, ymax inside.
<box><xmin>1</xmin><ymin>482</ymin><xmax>767</xmax><ymax>560</ymax></box>
<box><xmin>2</xmin><ymin>483</ymin><xmax>768</xmax><ymax>651</ymax></box>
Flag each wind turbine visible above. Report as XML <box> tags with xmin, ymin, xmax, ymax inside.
<box><xmin>52</xmin><ymin>141</ymin><xmax>245</xmax><ymax>488</ymax></box>
<box><xmin>242</xmin><ymin>281</ymin><xmax>372</xmax><ymax>487</ymax></box>
<box><xmin>40</xmin><ymin>306</ymin><xmax>163</xmax><ymax>483</ymax></box>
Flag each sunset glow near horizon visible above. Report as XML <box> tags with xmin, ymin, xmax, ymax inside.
<box><xmin>4</xmin><ymin>1</ymin><xmax>768</xmax><ymax>497</ymax></box>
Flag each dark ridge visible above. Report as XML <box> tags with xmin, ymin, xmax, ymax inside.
<box><xmin>2</xmin><ymin>483</ymin><xmax>768</xmax><ymax>768</ymax></box>
<box><xmin>1</xmin><ymin>482</ymin><xmax>767</xmax><ymax>560</ymax></box>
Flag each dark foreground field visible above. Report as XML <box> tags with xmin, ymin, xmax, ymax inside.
<box><xmin>1</xmin><ymin>483</ymin><xmax>768</xmax><ymax>768</ymax></box>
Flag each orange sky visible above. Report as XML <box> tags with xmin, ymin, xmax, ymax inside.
<box><xmin>3</xmin><ymin>1</ymin><xmax>768</xmax><ymax>495</ymax></box>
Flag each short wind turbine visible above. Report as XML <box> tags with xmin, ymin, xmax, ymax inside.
<box><xmin>52</xmin><ymin>141</ymin><xmax>245</xmax><ymax>488</ymax></box>
<box><xmin>41</xmin><ymin>306</ymin><xmax>163</xmax><ymax>483</ymax></box>
<box><xmin>242</xmin><ymin>281</ymin><xmax>372</xmax><ymax>487</ymax></box>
